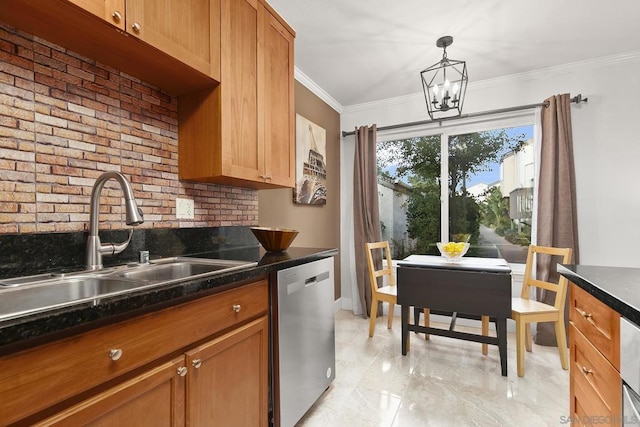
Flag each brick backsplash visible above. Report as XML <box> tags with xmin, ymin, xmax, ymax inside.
<box><xmin>0</xmin><ymin>24</ymin><xmax>258</xmax><ymax>234</ymax></box>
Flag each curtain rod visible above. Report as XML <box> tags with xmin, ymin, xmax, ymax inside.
<box><xmin>341</xmin><ymin>94</ymin><xmax>587</xmax><ymax>137</ymax></box>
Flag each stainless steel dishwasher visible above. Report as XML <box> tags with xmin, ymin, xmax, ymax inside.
<box><xmin>621</xmin><ymin>317</ymin><xmax>640</xmax><ymax>425</ymax></box>
<box><xmin>274</xmin><ymin>257</ymin><xmax>335</xmax><ymax>427</ymax></box>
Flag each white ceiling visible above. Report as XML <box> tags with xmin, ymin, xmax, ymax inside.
<box><xmin>267</xmin><ymin>0</ymin><xmax>640</xmax><ymax>108</ymax></box>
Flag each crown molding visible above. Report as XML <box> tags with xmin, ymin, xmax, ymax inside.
<box><xmin>342</xmin><ymin>92</ymin><xmax>423</xmax><ymax>114</ymax></box>
<box><xmin>340</xmin><ymin>50</ymin><xmax>640</xmax><ymax>114</ymax></box>
<box><xmin>469</xmin><ymin>50</ymin><xmax>640</xmax><ymax>91</ymax></box>
<box><xmin>294</xmin><ymin>68</ymin><xmax>343</xmax><ymax>113</ymax></box>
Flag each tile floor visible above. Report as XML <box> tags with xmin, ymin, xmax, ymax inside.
<box><xmin>297</xmin><ymin>310</ymin><xmax>569</xmax><ymax>426</ymax></box>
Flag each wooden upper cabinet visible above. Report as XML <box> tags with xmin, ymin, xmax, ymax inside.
<box><xmin>125</xmin><ymin>0</ymin><xmax>220</xmax><ymax>80</ymax></box>
<box><xmin>68</xmin><ymin>0</ymin><xmax>126</xmax><ymax>29</ymax></box>
<box><xmin>262</xmin><ymin>7</ymin><xmax>295</xmax><ymax>187</ymax></box>
<box><xmin>220</xmin><ymin>0</ymin><xmax>262</xmax><ymax>183</ymax></box>
<box><xmin>178</xmin><ymin>0</ymin><xmax>295</xmax><ymax>189</ymax></box>
<box><xmin>70</xmin><ymin>0</ymin><xmax>219</xmax><ymax>80</ymax></box>
<box><xmin>0</xmin><ymin>0</ymin><xmax>219</xmax><ymax>93</ymax></box>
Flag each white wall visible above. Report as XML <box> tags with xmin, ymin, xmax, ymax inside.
<box><xmin>340</xmin><ymin>51</ymin><xmax>640</xmax><ymax>308</ymax></box>
<box><xmin>340</xmin><ymin>52</ymin><xmax>640</xmax><ymax>298</ymax></box>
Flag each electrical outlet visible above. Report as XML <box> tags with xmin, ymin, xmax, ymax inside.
<box><xmin>176</xmin><ymin>198</ymin><xmax>194</xmax><ymax>219</ymax></box>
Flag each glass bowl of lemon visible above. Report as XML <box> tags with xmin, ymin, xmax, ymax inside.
<box><xmin>436</xmin><ymin>242</ymin><xmax>470</xmax><ymax>263</ymax></box>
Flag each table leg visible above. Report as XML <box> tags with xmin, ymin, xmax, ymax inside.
<box><xmin>481</xmin><ymin>315</ymin><xmax>489</xmax><ymax>355</ymax></box>
<box><xmin>497</xmin><ymin>318</ymin><xmax>507</xmax><ymax>376</ymax></box>
<box><xmin>402</xmin><ymin>304</ymin><xmax>409</xmax><ymax>355</ymax></box>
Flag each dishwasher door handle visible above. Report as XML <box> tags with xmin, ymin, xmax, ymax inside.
<box><xmin>287</xmin><ymin>271</ymin><xmax>331</xmax><ymax>295</ymax></box>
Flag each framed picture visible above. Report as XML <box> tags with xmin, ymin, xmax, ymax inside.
<box><xmin>294</xmin><ymin>114</ymin><xmax>327</xmax><ymax>205</ymax></box>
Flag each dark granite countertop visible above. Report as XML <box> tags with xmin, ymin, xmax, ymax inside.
<box><xmin>558</xmin><ymin>264</ymin><xmax>640</xmax><ymax>326</ymax></box>
<box><xmin>0</xmin><ymin>246</ymin><xmax>337</xmax><ymax>354</ymax></box>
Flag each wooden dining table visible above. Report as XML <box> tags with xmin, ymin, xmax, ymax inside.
<box><xmin>397</xmin><ymin>255</ymin><xmax>512</xmax><ymax>376</ymax></box>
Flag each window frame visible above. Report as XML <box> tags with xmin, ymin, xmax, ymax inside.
<box><xmin>376</xmin><ymin>109</ymin><xmax>538</xmax><ymax>263</ymax></box>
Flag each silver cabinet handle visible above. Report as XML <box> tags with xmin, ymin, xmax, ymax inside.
<box><xmin>232</xmin><ymin>304</ymin><xmax>241</xmax><ymax>313</ymax></box>
<box><xmin>132</xmin><ymin>22</ymin><xmax>141</xmax><ymax>33</ymax></box>
<box><xmin>108</xmin><ymin>349</ymin><xmax>123</xmax><ymax>361</ymax></box>
<box><xmin>111</xmin><ymin>11</ymin><xmax>122</xmax><ymax>23</ymax></box>
<box><xmin>581</xmin><ymin>366</ymin><xmax>593</xmax><ymax>375</ymax></box>
<box><xmin>177</xmin><ymin>366</ymin><xmax>188</xmax><ymax>377</ymax></box>
<box><xmin>192</xmin><ymin>359</ymin><xmax>202</xmax><ymax>369</ymax></box>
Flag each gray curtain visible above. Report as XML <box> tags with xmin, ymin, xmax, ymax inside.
<box><xmin>535</xmin><ymin>94</ymin><xmax>580</xmax><ymax>346</ymax></box>
<box><xmin>353</xmin><ymin>125</ymin><xmax>382</xmax><ymax>317</ymax></box>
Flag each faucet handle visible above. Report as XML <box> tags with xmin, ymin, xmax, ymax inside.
<box><xmin>109</xmin><ymin>229</ymin><xmax>135</xmax><ymax>256</ymax></box>
<box><xmin>139</xmin><ymin>251</ymin><xmax>150</xmax><ymax>264</ymax></box>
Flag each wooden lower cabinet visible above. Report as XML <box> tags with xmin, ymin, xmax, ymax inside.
<box><xmin>569</xmin><ymin>283</ymin><xmax>621</xmax><ymax>426</ymax></box>
<box><xmin>186</xmin><ymin>317</ymin><xmax>268</xmax><ymax>426</ymax></box>
<box><xmin>2</xmin><ymin>280</ymin><xmax>269</xmax><ymax>426</ymax></box>
<box><xmin>35</xmin><ymin>317</ymin><xmax>268</xmax><ymax>427</ymax></box>
<box><xmin>36</xmin><ymin>357</ymin><xmax>187</xmax><ymax>426</ymax></box>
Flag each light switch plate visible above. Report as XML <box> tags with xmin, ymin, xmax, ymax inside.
<box><xmin>176</xmin><ymin>198</ymin><xmax>194</xmax><ymax>219</ymax></box>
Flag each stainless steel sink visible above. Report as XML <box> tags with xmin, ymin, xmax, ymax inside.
<box><xmin>0</xmin><ymin>276</ymin><xmax>145</xmax><ymax>321</ymax></box>
<box><xmin>114</xmin><ymin>257</ymin><xmax>253</xmax><ymax>283</ymax></box>
<box><xmin>0</xmin><ymin>257</ymin><xmax>256</xmax><ymax>321</ymax></box>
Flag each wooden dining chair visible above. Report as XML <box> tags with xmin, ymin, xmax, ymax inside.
<box><xmin>365</xmin><ymin>241</ymin><xmax>397</xmax><ymax>337</ymax></box>
<box><xmin>509</xmin><ymin>244</ymin><xmax>572</xmax><ymax>377</ymax></box>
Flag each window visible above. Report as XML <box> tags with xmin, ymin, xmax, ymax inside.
<box><xmin>377</xmin><ymin>124</ymin><xmax>534</xmax><ymax>263</ymax></box>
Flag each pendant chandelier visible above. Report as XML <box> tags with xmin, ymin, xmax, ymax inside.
<box><xmin>420</xmin><ymin>36</ymin><xmax>468</xmax><ymax>120</ymax></box>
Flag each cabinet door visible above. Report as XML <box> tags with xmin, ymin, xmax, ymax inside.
<box><xmin>186</xmin><ymin>316</ymin><xmax>269</xmax><ymax>426</ymax></box>
<box><xmin>261</xmin><ymin>4</ymin><xmax>295</xmax><ymax>188</ymax></box>
<box><xmin>36</xmin><ymin>357</ymin><xmax>186</xmax><ymax>426</ymax></box>
<box><xmin>569</xmin><ymin>323</ymin><xmax>622</xmax><ymax>425</ymax></box>
<box><xmin>125</xmin><ymin>0</ymin><xmax>218</xmax><ymax>79</ymax></box>
<box><xmin>68</xmin><ymin>0</ymin><xmax>126</xmax><ymax>29</ymax></box>
<box><xmin>220</xmin><ymin>0</ymin><xmax>262</xmax><ymax>182</ymax></box>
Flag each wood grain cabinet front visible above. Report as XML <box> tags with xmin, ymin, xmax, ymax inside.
<box><xmin>0</xmin><ymin>0</ymin><xmax>219</xmax><ymax>93</ymax></box>
<box><xmin>0</xmin><ymin>279</ymin><xmax>268</xmax><ymax>426</ymax></box>
<box><xmin>178</xmin><ymin>0</ymin><xmax>295</xmax><ymax>189</ymax></box>
<box><xmin>186</xmin><ymin>317</ymin><xmax>269</xmax><ymax>426</ymax></box>
<box><xmin>68</xmin><ymin>0</ymin><xmax>220</xmax><ymax>80</ymax></box>
<box><xmin>35</xmin><ymin>317</ymin><xmax>269</xmax><ymax>427</ymax></box>
<box><xmin>568</xmin><ymin>283</ymin><xmax>621</xmax><ymax>426</ymax></box>
<box><xmin>34</xmin><ymin>356</ymin><xmax>187</xmax><ymax>426</ymax></box>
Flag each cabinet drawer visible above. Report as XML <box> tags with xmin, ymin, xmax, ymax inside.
<box><xmin>0</xmin><ymin>279</ymin><xmax>268</xmax><ymax>425</ymax></box>
<box><xmin>34</xmin><ymin>356</ymin><xmax>187</xmax><ymax>426</ymax></box>
<box><xmin>572</xmin><ymin>378</ymin><xmax>611</xmax><ymax>427</ymax></box>
<box><xmin>570</xmin><ymin>283</ymin><xmax>620</xmax><ymax>369</ymax></box>
<box><xmin>570</xmin><ymin>323</ymin><xmax>621</xmax><ymax>421</ymax></box>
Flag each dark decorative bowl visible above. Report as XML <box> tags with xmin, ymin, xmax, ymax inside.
<box><xmin>250</xmin><ymin>227</ymin><xmax>299</xmax><ymax>252</ymax></box>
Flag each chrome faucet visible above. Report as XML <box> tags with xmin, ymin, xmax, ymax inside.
<box><xmin>85</xmin><ymin>171</ymin><xmax>144</xmax><ymax>270</ymax></box>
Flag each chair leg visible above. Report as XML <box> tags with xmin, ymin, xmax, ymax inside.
<box><xmin>481</xmin><ymin>316</ymin><xmax>489</xmax><ymax>355</ymax></box>
<box><xmin>554</xmin><ymin>319</ymin><xmax>569</xmax><ymax>370</ymax></box>
<box><xmin>525</xmin><ymin>323</ymin><xmax>533</xmax><ymax>352</ymax></box>
<box><xmin>387</xmin><ymin>302</ymin><xmax>395</xmax><ymax>329</ymax></box>
<box><xmin>515</xmin><ymin>316</ymin><xmax>526</xmax><ymax>377</ymax></box>
<box><xmin>423</xmin><ymin>308</ymin><xmax>430</xmax><ymax>340</ymax></box>
<box><xmin>368</xmin><ymin>298</ymin><xmax>379</xmax><ymax>337</ymax></box>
